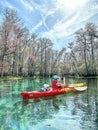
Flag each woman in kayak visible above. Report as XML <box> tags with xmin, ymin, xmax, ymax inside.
<box><xmin>52</xmin><ymin>75</ymin><xmax>64</xmax><ymax>90</ymax></box>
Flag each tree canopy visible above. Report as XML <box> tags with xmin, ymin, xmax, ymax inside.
<box><xmin>0</xmin><ymin>8</ymin><xmax>98</xmax><ymax>77</ymax></box>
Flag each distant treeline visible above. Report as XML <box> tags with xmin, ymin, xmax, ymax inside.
<box><xmin>0</xmin><ymin>8</ymin><xmax>98</xmax><ymax>77</ymax></box>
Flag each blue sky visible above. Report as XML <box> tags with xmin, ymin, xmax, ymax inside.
<box><xmin>1</xmin><ymin>0</ymin><xmax>98</xmax><ymax>50</ymax></box>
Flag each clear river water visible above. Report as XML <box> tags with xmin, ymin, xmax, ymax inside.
<box><xmin>0</xmin><ymin>77</ymin><xmax>98</xmax><ymax>130</ymax></box>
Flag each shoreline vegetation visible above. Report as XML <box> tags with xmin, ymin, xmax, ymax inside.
<box><xmin>0</xmin><ymin>75</ymin><xmax>98</xmax><ymax>82</ymax></box>
<box><xmin>0</xmin><ymin>8</ymin><xmax>98</xmax><ymax>77</ymax></box>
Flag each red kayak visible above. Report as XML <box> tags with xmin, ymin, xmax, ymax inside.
<box><xmin>21</xmin><ymin>87</ymin><xmax>76</xmax><ymax>100</ymax></box>
<box><xmin>21</xmin><ymin>83</ymin><xmax>87</xmax><ymax>100</ymax></box>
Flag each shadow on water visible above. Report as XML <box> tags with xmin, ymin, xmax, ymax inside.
<box><xmin>22</xmin><ymin>96</ymin><xmax>63</xmax><ymax>111</ymax></box>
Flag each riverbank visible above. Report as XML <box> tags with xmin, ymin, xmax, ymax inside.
<box><xmin>0</xmin><ymin>75</ymin><xmax>41</xmax><ymax>81</ymax></box>
<box><xmin>0</xmin><ymin>75</ymin><xmax>98</xmax><ymax>81</ymax></box>
<box><xmin>0</xmin><ymin>76</ymin><xmax>24</xmax><ymax>81</ymax></box>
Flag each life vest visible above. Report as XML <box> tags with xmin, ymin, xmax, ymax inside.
<box><xmin>52</xmin><ymin>80</ymin><xmax>57</xmax><ymax>90</ymax></box>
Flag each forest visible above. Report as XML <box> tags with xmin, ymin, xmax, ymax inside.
<box><xmin>0</xmin><ymin>8</ymin><xmax>98</xmax><ymax>77</ymax></box>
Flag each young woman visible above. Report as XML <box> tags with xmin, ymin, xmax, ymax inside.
<box><xmin>52</xmin><ymin>75</ymin><xmax>64</xmax><ymax>90</ymax></box>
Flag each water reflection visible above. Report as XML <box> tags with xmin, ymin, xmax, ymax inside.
<box><xmin>22</xmin><ymin>96</ymin><xmax>65</xmax><ymax>113</ymax></box>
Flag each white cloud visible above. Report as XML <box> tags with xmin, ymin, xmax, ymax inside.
<box><xmin>31</xmin><ymin>0</ymin><xmax>88</xmax><ymax>39</ymax></box>
<box><xmin>39</xmin><ymin>13</ymin><xmax>79</xmax><ymax>43</ymax></box>
<box><xmin>1</xmin><ymin>0</ymin><xmax>16</xmax><ymax>9</ymax></box>
<box><xmin>20</xmin><ymin>0</ymin><xmax>33</xmax><ymax>12</ymax></box>
<box><xmin>39</xmin><ymin>0</ymin><xmax>98</xmax><ymax>41</ymax></box>
<box><xmin>52</xmin><ymin>13</ymin><xmax>79</xmax><ymax>37</ymax></box>
<box><xmin>28</xmin><ymin>0</ymin><xmax>48</xmax><ymax>15</ymax></box>
<box><xmin>56</xmin><ymin>0</ymin><xmax>88</xmax><ymax>13</ymax></box>
<box><xmin>32</xmin><ymin>21</ymin><xmax>43</xmax><ymax>32</ymax></box>
<box><xmin>31</xmin><ymin>8</ymin><xmax>56</xmax><ymax>32</ymax></box>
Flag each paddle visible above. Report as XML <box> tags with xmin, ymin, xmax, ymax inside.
<box><xmin>63</xmin><ymin>79</ymin><xmax>87</xmax><ymax>91</ymax></box>
<box><xmin>74</xmin><ymin>86</ymin><xmax>87</xmax><ymax>91</ymax></box>
<box><xmin>63</xmin><ymin>77</ymin><xmax>66</xmax><ymax>84</ymax></box>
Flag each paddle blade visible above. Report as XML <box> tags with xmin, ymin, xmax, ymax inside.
<box><xmin>74</xmin><ymin>86</ymin><xmax>87</xmax><ymax>91</ymax></box>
